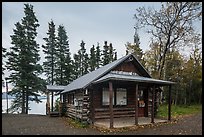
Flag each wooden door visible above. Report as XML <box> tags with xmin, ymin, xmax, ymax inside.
<box><xmin>138</xmin><ymin>90</ymin><xmax>145</xmax><ymax>117</ymax></box>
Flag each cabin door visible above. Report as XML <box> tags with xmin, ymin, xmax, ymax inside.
<box><xmin>138</xmin><ymin>90</ymin><xmax>145</xmax><ymax>117</ymax></box>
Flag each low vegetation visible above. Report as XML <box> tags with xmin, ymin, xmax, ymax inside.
<box><xmin>157</xmin><ymin>104</ymin><xmax>202</xmax><ymax>119</ymax></box>
<box><xmin>66</xmin><ymin>117</ymin><xmax>89</xmax><ymax>128</ymax></box>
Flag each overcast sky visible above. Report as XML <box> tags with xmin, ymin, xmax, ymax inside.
<box><xmin>2</xmin><ymin>2</ymin><xmax>202</xmax><ymax>91</ymax></box>
<box><xmin>2</xmin><ymin>2</ymin><xmax>161</xmax><ymax>57</ymax></box>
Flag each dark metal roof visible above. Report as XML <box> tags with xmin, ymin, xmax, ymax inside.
<box><xmin>46</xmin><ymin>85</ymin><xmax>66</xmax><ymax>91</ymax></box>
<box><xmin>61</xmin><ymin>54</ymin><xmax>174</xmax><ymax>94</ymax></box>
<box><xmin>61</xmin><ymin>54</ymin><xmax>132</xmax><ymax>93</ymax></box>
<box><xmin>93</xmin><ymin>72</ymin><xmax>175</xmax><ymax>86</ymax></box>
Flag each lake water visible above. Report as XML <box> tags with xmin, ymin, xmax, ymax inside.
<box><xmin>2</xmin><ymin>98</ymin><xmax>58</xmax><ymax>115</ymax></box>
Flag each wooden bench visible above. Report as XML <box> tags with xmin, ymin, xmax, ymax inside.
<box><xmin>49</xmin><ymin>111</ymin><xmax>60</xmax><ymax>117</ymax></box>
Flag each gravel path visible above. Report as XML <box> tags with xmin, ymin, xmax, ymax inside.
<box><xmin>2</xmin><ymin>112</ymin><xmax>202</xmax><ymax>135</ymax></box>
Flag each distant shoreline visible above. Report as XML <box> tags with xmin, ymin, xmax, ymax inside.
<box><xmin>2</xmin><ymin>92</ymin><xmax>47</xmax><ymax>100</ymax></box>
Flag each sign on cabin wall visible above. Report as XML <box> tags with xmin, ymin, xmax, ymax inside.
<box><xmin>111</xmin><ymin>71</ymin><xmax>139</xmax><ymax>76</ymax></box>
<box><xmin>139</xmin><ymin>100</ymin><xmax>145</xmax><ymax>107</ymax></box>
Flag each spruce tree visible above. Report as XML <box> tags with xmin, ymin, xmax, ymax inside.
<box><xmin>72</xmin><ymin>54</ymin><xmax>80</xmax><ymax>79</ymax></box>
<box><xmin>114</xmin><ymin>52</ymin><xmax>117</xmax><ymax>61</ymax></box>
<box><xmin>133</xmin><ymin>30</ymin><xmax>143</xmax><ymax>63</ymax></box>
<box><xmin>102</xmin><ymin>41</ymin><xmax>109</xmax><ymax>65</ymax></box>
<box><xmin>78</xmin><ymin>40</ymin><xmax>89</xmax><ymax>76</ymax></box>
<box><xmin>102</xmin><ymin>41</ymin><xmax>117</xmax><ymax>65</ymax></box>
<box><xmin>125</xmin><ymin>28</ymin><xmax>145</xmax><ymax>65</ymax></box>
<box><xmin>56</xmin><ymin>25</ymin><xmax>72</xmax><ymax>85</ymax></box>
<box><xmin>6</xmin><ymin>4</ymin><xmax>43</xmax><ymax>114</ymax></box>
<box><xmin>84</xmin><ymin>53</ymin><xmax>89</xmax><ymax>74</ymax></box>
<box><xmin>42</xmin><ymin>20</ymin><xmax>57</xmax><ymax>85</ymax></box>
<box><xmin>95</xmin><ymin>42</ymin><xmax>101</xmax><ymax>68</ymax></box>
<box><xmin>89</xmin><ymin>45</ymin><xmax>96</xmax><ymax>71</ymax></box>
<box><xmin>109</xmin><ymin>43</ymin><xmax>114</xmax><ymax>62</ymax></box>
<box><xmin>6</xmin><ymin>22</ymin><xmax>26</xmax><ymax>113</ymax></box>
<box><xmin>2</xmin><ymin>46</ymin><xmax>6</xmax><ymax>75</ymax></box>
<box><xmin>42</xmin><ymin>20</ymin><xmax>57</xmax><ymax>112</ymax></box>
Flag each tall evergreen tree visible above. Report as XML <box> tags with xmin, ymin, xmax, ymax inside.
<box><xmin>102</xmin><ymin>41</ymin><xmax>117</xmax><ymax>65</ymax></box>
<box><xmin>95</xmin><ymin>42</ymin><xmax>101</xmax><ymax>68</ymax></box>
<box><xmin>6</xmin><ymin>22</ymin><xmax>26</xmax><ymax>113</ymax></box>
<box><xmin>6</xmin><ymin>4</ymin><xmax>44</xmax><ymax>114</ymax></box>
<box><xmin>72</xmin><ymin>54</ymin><xmax>80</xmax><ymax>79</ymax></box>
<box><xmin>78</xmin><ymin>40</ymin><xmax>89</xmax><ymax>76</ymax></box>
<box><xmin>56</xmin><ymin>25</ymin><xmax>72</xmax><ymax>85</ymax></box>
<box><xmin>42</xmin><ymin>20</ymin><xmax>57</xmax><ymax>112</ymax></box>
<box><xmin>42</xmin><ymin>20</ymin><xmax>57</xmax><ymax>85</ymax></box>
<box><xmin>125</xmin><ymin>28</ymin><xmax>145</xmax><ymax>65</ymax></box>
<box><xmin>102</xmin><ymin>41</ymin><xmax>109</xmax><ymax>65</ymax></box>
<box><xmin>84</xmin><ymin>53</ymin><xmax>89</xmax><ymax>74</ymax></box>
<box><xmin>114</xmin><ymin>52</ymin><xmax>117</xmax><ymax>61</ymax></box>
<box><xmin>89</xmin><ymin>45</ymin><xmax>97</xmax><ymax>71</ymax></box>
<box><xmin>2</xmin><ymin>46</ymin><xmax>6</xmax><ymax>75</ymax></box>
<box><xmin>109</xmin><ymin>43</ymin><xmax>114</xmax><ymax>62</ymax></box>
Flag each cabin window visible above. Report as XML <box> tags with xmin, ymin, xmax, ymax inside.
<box><xmin>102</xmin><ymin>87</ymin><xmax>127</xmax><ymax>106</ymax></box>
<box><xmin>74</xmin><ymin>92</ymin><xmax>83</xmax><ymax>107</ymax></box>
<box><xmin>102</xmin><ymin>88</ymin><xmax>114</xmax><ymax>105</ymax></box>
<box><xmin>116</xmin><ymin>88</ymin><xmax>127</xmax><ymax>105</ymax></box>
<box><xmin>68</xmin><ymin>94</ymin><xmax>74</xmax><ymax>104</ymax></box>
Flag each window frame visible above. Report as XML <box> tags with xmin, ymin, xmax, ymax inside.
<box><xmin>102</xmin><ymin>88</ymin><xmax>115</xmax><ymax>106</ymax></box>
<box><xmin>102</xmin><ymin>87</ymin><xmax>127</xmax><ymax>106</ymax></box>
<box><xmin>116</xmin><ymin>88</ymin><xmax>127</xmax><ymax>106</ymax></box>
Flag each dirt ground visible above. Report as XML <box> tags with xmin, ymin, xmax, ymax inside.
<box><xmin>2</xmin><ymin>112</ymin><xmax>202</xmax><ymax>135</ymax></box>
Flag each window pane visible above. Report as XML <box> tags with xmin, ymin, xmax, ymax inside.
<box><xmin>116</xmin><ymin>88</ymin><xmax>127</xmax><ymax>105</ymax></box>
<box><xmin>102</xmin><ymin>88</ymin><xmax>114</xmax><ymax>105</ymax></box>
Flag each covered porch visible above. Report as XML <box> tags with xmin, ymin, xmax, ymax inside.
<box><xmin>92</xmin><ymin>72</ymin><xmax>175</xmax><ymax>128</ymax></box>
<box><xmin>94</xmin><ymin>117</ymin><xmax>167</xmax><ymax>128</ymax></box>
<box><xmin>45</xmin><ymin>85</ymin><xmax>66</xmax><ymax>116</ymax></box>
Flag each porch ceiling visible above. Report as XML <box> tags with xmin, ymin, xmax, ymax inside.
<box><xmin>46</xmin><ymin>85</ymin><xmax>66</xmax><ymax>94</ymax></box>
<box><xmin>92</xmin><ymin>73</ymin><xmax>175</xmax><ymax>86</ymax></box>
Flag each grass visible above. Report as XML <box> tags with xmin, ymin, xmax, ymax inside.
<box><xmin>157</xmin><ymin>104</ymin><xmax>202</xmax><ymax>119</ymax></box>
<box><xmin>66</xmin><ymin>117</ymin><xmax>89</xmax><ymax>128</ymax></box>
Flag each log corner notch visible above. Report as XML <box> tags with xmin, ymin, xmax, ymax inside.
<box><xmin>109</xmin><ymin>81</ymin><xmax>114</xmax><ymax>128</ymax></box>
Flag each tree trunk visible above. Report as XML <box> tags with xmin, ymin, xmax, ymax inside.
<box><xmin>175</xmin><ymin>86</ymin><xmax>178</xmax><ymax>106</ymax></box>
<box><xmin>22</xmin><ymin>90</ymin><xmax>25</xmax><ymax>114</ymax></box>
<box><xmin>26</xmin><ymin>90</ymin><xmax>29</xmax><ymax>114</ymax></box>
<box><xmin>184</xmin><ymin>86</ymin><xmax>187</xmax><ymax>105</ymax></box>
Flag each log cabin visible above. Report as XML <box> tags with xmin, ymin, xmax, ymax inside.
<box><xmin>49</xmin><ymin>53</ymin><xmax>175</xmax><ymax>128</ymax></box>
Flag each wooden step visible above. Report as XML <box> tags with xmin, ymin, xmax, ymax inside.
<box><xmin>50</xmin><ymin>111</ymin><xmax>60</xmax><ymax>117</ymax></box>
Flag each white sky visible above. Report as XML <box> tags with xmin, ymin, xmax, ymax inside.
<box><xmin>2</xmin><ymin>2</ymin><xmax>202</xmax><ymax>91</ymax></box>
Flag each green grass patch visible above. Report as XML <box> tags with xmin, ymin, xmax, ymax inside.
<box><xmin>157</xmin><ymin>104</ymin><xmax>202</xmax><ymax>118</ymax></box>
<box><xmin>67</xmin><ymin>118</ymin><xmax>89</xmax><ymax>128</ymax></box>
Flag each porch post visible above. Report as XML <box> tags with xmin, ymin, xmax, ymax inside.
<box><xmin>168</xmin><ymin>85</ymin><xmax>172</xmax><ymax>121</ymax></box>
<box><xmin>46</xmin><ymin>90</ymin><xmax>50</xmax><ymax>115</ymax></box>
<box><xmin>91</xmin><ymin>89</ymin><xmax>95</xmax><ymax>124</ymax></box>
<box><xmin>109</xmin><ymin>81</ymin><xmax>114</xmax><ymax>128</ymax></box>
<box><xmin>51</xmin><ymin>91</ymin><xmax>54</xmax><ymax>112</ymax></box>
<box><xmin>59</xmin><ymin>94</ymin><xmax>62</xmax><ymax>116</ymax></box>
<box><xmin>135</xmin><ymin>83</ymin><xmax>138</xmax><ymax>125</ymax></box>
<box><xmin>151</xmin><ymin>85</ymin><xmax>155</xmax><ymax>123</ymax></box>
<box><xmin>145</xmin><ymin>87</ymin><xmax>149</xmax><ymax>117</ymax></box>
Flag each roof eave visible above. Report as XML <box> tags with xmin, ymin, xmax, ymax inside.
<box><xmin>93</xmin><ymin>76</ymin><xmax>176</xmax><ymax>86</ymax></box>
<box><xmin>61</xmin><ymin>54</ymin><xmax>133</xmax><ymax>94</ymax></box>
